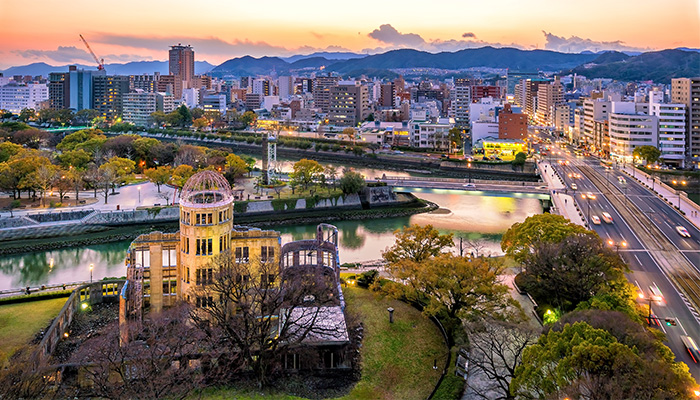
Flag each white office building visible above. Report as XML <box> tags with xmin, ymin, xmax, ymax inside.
<box><xmin>0</xmin><ymin>83</ymin><xmax>48</xmax><ymax>114</ymax></box>
<box><xmin>649</xmin><ymin>91</ymin><xmax>686</xmax><ymax>167</ymax></box>
<box><xmin>410</xmin><ymin>117</ymin><xmax>454</xmax><ymax>150</ymax></box>
<box><xmin>448</xmin><ymin>85</ymin><xmax>471</xmax><ymax>127</ymax></box>
<box><xmin>609</xmin><ymin>102</ymin><xmax>658</xmax><ymax>163</ymax></box>
<box><xmin>122</xmin><ymin>91</ymin><xmax>176</xmax><ymax>127</ymax></box>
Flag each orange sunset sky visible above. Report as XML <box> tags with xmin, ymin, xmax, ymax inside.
<box><xmin>0</xmin><ymin>0</ymin><xmax>698</xmax><ymax>69</ymax></box>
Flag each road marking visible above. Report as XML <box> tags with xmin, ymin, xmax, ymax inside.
<box><xmin>677</xmin><ymin>317</ymin><xmax>689</xmax><ymax>336</ymax></box>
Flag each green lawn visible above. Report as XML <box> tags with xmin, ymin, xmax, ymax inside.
<box><xmin>0</xmin><ymin>297</ymin><xmax>67</xmax><ymax>363</ymax></box>
<box><xmin>338</xmin><ymin>286</ymin><xmax>444</xmax><ymax>400</ymax></box>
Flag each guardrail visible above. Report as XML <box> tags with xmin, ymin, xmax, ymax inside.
<box><xmin>378</xmin><ymin>176</ymin><xmax>541</xmax><ymax>186</ymax></box>
<box><xmin>35</xmin><ymin>279</ymin><xmax>125</xmax><ymax>365</ymax></box>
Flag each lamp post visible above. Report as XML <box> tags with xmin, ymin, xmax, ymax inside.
<box><xmin>673</xmin><ymin>180</ymin><xmax>687</xmax><ymax>209</ymax></box>
<box><xmin>581</xmin><ymin>194</ymin><xmax>592</xmax><ymax>225</ymax></box>
<box><xmin>387</xmin><ymin>307</ymin><xmax>395</xmax><ymax>324</ymax></box>
<box><xmin>138</xmin><ymin>186</ymin><xmax>141</xmax><ymax>204</ymax></box>
<box><xmin>89</xmin><ymin>263</ymin><xmax>94</xmax><ymax>283</ymax></box>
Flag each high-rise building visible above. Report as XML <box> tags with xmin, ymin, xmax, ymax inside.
<box><xmin>169</xmin><ymin>44</ymin><xmax>195</xmax><ymax>88</ymax></box>
<box><xmin>524</xmin><ymin>78</ymin><xmax>550</xmax><ymax>120</ymax></box>
<box><xmin>48</xmin><ymin>72</ymin><xmax>69</xmax><ymax>110</ymax></box>
<box><xmin>329</xmin><ymin>81</ymin><xmax>369</xmax><ymax>126</ymax></box>
<box><xmin>313</xmin><ymin>74</ymin><xmax>340</xmax><ymax>113</ymax></box>
<box><xmin>69</xmin><ymin>66</ymin><xmax>105</xmax><ymax>112</ymax></box>
<box><xmin>122</xmin><ymin>91</ymin><xmax>176</xmax><ymax>127</ymax></box>
<box><xmin>157</xmin><ymin>74</ymin><xmax>183</xmax><ymax>99</ymax></box>
<box><xmin>498</xmin><ymin>104</ymin><xmax>527</xmax><ymax>140</ymax></box>
<box><xmin>130</xmin><ymin>73</ymin><xmax>160</xmax><ymax>93</ymax></box>
<box><xmin>0</xmin><ymin>83</ymin><xmax>48</xmax><ymax>114</ymax></box>
<box><xmin>671</xmin><ymin>78</ymin><xmax>700</xmax><ymax>164</ymax></box>
<box><xmin>650</xmin><ymin>91</ymin><xmax>686</xmax><ymax>167</ymax></box>
<box><xmin>93</xmin><ymin>75</ymin><xmax>130</xmax><ymax>122</ymax></box>
<box><xmin>379</xmin><ymin>83</ymin><xmax>395</xmax><ymax>108</ymax></box>
<box><xmin>535</xmin><ymin>77</ymin><xmax>563</xmax><ymax>126</ymax></box>
<box><xmin>252</xmin><ymin>78</ymin><xmax>271</xmax><ymax>96</ymax></box>
<box><xmin>471</xmin><ymin>85</ymin><xmax>503</xmax><ymax>103</ymax></box>
<box><xmin>449</xmin><ymin>83</ymin><xmax>471</xmax><ymax>127</ymax></box>
<box><xmin>609</xmin><ymin>102</ymin><xmax>658</xmax><ymax>163</ymax></box>
<box><xmin>582</xmin><ymin>99</ymin><xmax>611</xmax><ymax>148</ymax></box>
<box><xmin>278</xmin><ymin>76</ymin><xmax>294</xmax><ymax>99</ymax></box>
<box><xmin>507</xmin><ymin>71</ymin><xmax>541</xmax><ymax>94</ymax></box>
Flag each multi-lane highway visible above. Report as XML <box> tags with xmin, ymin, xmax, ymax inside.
<box><xmin>535</xmin><ymin>135</ymin><xmax>700</xmax><ymax>378</ymax></box>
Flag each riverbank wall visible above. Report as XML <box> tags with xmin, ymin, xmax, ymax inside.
<box><xmin>0</xmin><ymin>188</ymin><xmax>427</xmax><ymax>253</ymax></box>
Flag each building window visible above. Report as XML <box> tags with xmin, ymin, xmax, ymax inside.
<box><xmin>196</xmin><ymin>214</ymin><xmax>201</xmax><ymax>225</ymax></box>
<box><xmin>186</xmin><ymin>267</ymin><xmax>190</xmax><ymax>284</ymax></box>
<box><xmin>208</xmin><ymin>238</ymin><xmax>213</xmax><ymax>255</ymax></box>
<box><xmin>208</xmin><ymin>213</ymin><xmax>213</xmax><ymax>224</ymax></box>
<box><xmin>235</xmin><ymin>246</ymin><xmax>249</xmax><ymax>263</ymax></box>
<box><xmin>261</xmin><ymin>246</ymin><xmax>275</xmax><ymax>263</ymax></box>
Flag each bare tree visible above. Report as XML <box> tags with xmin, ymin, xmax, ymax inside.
<box><xmin>456</xmin><ymin>237</ymin><xmax>489</xmax><ymax>258</ymax></box>
<box><xmin>190</xmin><ymin>252</ymin><xmax>348</xmax><ymax>388</ymax></box>
<box><xmin>70</xmin><ymin>305</ymin><xmax>204</xmax><ymax>400</ymax></box>
<box><xmin>464</xmin><ymin>319</ymin><xmax>540</xmax><ymax>400</ymax></box>
<box><xmin>157</xmin><ymin>189</ymin><xmax>172</xmax><ymax>206</ymax></box>
<box><xmin>0</xmin><ymin>346</ymin><xmax>51</xmax><ymax>399</ymax></box>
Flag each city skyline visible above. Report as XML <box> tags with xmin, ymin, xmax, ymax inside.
<box><xmin>1</xmin><ymin>0</ymin><xmax>699</xmax><ymax>70</ymax></box>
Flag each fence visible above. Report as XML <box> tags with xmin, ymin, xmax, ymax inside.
<box><xmin>36</xmin><ymin>280</ymin><xmax>125</xmax><ymax>365</ymax></box>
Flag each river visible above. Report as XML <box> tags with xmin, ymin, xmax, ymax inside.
<box><xmin>0</xmin><ymin>190</ymin><xmax>544</xmax><ymax>291</ymax></box>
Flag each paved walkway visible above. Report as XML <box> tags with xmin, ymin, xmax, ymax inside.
<box><xmin>536</xmin><ymin>161</ymin><xmax>586</xmax><ymax>227</ymax></box>
<box><xmin>620</xmin><ymin>165</ymin><xmax>700</xmax><ymax>230</ymax></box>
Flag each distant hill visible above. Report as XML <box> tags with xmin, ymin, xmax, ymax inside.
<box><xmin>570</xmin><ymin>49</ymin><xmax>700</xmax><ymax>83</ymax></box>
<box><xmin>288</xmin><ymin>57</ymin><xmax>340</xmax><ymax>70</ymax></box>
<box><xmin>1</xmin><ymin>61</ymin><xmax>214</xmax><ymax>77</ymax></box>
<box><xmin>282</xmin><ymin>52</ymin><xmax>366</xmax><ymax>63</ymax></box>
<box><xmin>327</xmin><ymin>47</ymin><xmax>600</xmax><ymax>74</ymax></box>
<box><xmin>211</xmin><ymin>56</ymin><xmax>290</xmax><ymax>76</ymax></box>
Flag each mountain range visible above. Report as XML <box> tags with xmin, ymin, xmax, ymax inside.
<box><xmin>1</xmin><ymin>61</ymin><xmax>213</xmax><ymax>77</ymax></box>
<box><xmin>2</xmin><ymin>47</ymin><xmax>698</xmax><ymax>83</ymax></box>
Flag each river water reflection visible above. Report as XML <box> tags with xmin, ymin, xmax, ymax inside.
<box><xmin>0</xmin><ymin>191</ymin><xmax>543</xmax><ymax>290</ymax></box>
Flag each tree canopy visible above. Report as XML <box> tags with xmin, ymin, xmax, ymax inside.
<box><xmin>338</xmin><ymin>169</ymin><xmax>365</xmax><ymax>195</ymax></box>
<box><xmin>289</xmin><ymin>158</ymin><xmax>323</xmax><ymax>191</ymax></box>
<box><xmin>383</xmin><ymin>224</ymin><xmax>454</xmax><ymax>264</ymax></box>
<box><xmin>633</xmin><ymin>145</ymin><xmax>661</xmax><ymax>165</ymax></box>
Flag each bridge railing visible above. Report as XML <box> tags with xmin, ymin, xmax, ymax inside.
<box><xmin>377</xmin><ymin>176</ymin><xmax>542</xmax><ymax>186</ymax></box>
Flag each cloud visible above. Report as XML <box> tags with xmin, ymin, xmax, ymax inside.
<box><xmin>542</xmin><ymin>31</ymin><xmax>650</xmax><ymax>53</ymax></box>
<box><xmin>12</xmin><ymin>45</ymin><xmax>153</xmax><ymax>64</ymax></box>
<box><xmin>365</xmin><ymin>24</ymin><xmax>525</xmax><ymax>54</ymax></box>
<box><xmin>13</xmin><ymin>46</ymin><xmax>94</xmax><ymax>63</ymax></box>
<box><xmin>368</xmin><ymin>24</ymin><xmax>426</xmax><ymax>47</ymax></box>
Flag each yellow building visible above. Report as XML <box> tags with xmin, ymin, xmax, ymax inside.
<box><xmin>475</xmin><ymin>137</ymin><xmax>528</xmax><ymax>160</ymax></box>
<box><xmin>126</xmin><ymin>170</ymin><xmax>280</xmax><ymax>313</ymax></box>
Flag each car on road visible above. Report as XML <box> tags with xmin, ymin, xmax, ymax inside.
<box><xmin>649</xmin><ymin>285</ymin><xmax>663</xmax><ymax>302</ymax></box>
<box><xmin>680</xmin><ymin>336</ymin><xmax>700</xmax><ymax>363</ymax></box>
<box><xmin>570</xmin><ymin>183</ymin><xmax>578</xmax><ymax>190</ymax></box>
<box><xmin>586</xmin><ymin>192</ymin><xmax>596</xmax><ymax>199</ymax></box>
<box><xmin>463</xmin><ymin>183</ymin><xmax>476</xmax><ymax>188</ymax></box>
<box><xmin>676</xmin><ymin>226</ymin><xmax>691</xmax><ymax>238</ymax></box>
<box><xmin>591</xmin><ymin>215</ymin><xmax>601</xmax><ymax>225</ymax></box>
<box><xmin>618</xmin><ymin>176</ymin><xmax>626</xmax><ymax>183</ymax></box>
<box><xmin>601</xmin><ymin>212</ymin><xmax>613</xmax><ymax>223</ymax></box>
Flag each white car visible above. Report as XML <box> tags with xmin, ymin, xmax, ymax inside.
<box><xmin>591</xmin><ymin>215</ymin><xmax>601</xmax><ymax>225</ymax></box>
<box><xmin>601</xmin><ymin>212</ymin><xmax>613</xmax><ymax>224</ymax></box>
<box><xmin>570</xmin><ymin>183</ymin><xmax>578</xmax><ymax>190</ymax></box>
<box><xmin>649</xmin><ymin>285</ymin><xmax>663</xmax><ymax>302</ymax></box>
<box><xmin>677</xmin><ymin>226</ymin><xmax>691</xmax><ymax>238</ymax></box>
<box><xmin>463</xmin><ymin>183</ymin><xmax>476</xmax><ymax>188</ymax></box>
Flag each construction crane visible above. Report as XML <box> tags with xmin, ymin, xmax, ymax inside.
<box><xmin>79</xmin><ymin>34</ymin><xmax>105</xmax><ymax>71</ymax></box>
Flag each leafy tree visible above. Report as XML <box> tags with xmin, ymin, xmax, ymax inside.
<box><xmin>75</xmin><ymin>109</ymin><xmax>99</xmax><ymax>125</ymax></box>
<box><xmin>102</xmin><ymin>134</ymin><xmax>138</xmax><ymax>159</ymax></box>
<box><xmin>338</xmin><ymin>169</ymin><xmax>365</xmax><ymax>195</ymax></box>
<box><xmin>174</xmin><ymin>144</ymin><xmax>206</xmax><ymax>167</ymax></box>
<box><xmin>132</xmin><ymin>137</ymin><xmax>160</xmax><ymax>165</ymax></box>
<box><xmin>57</xmin><ymin>149</ymin><xmax>92</xmax><ymax>170</ymax></box>
<box><xmin>501</xmin><ymin>214</ymin><xmax>596</xmax><ymax>263</ymax></box>
<box><xmin>448</xmin><ymin>127</ymin><xmax>463</xmax><ymax>154</ymax></box>
<box><xmin>511</xmin><ymin>321</ymin><xmax>696</xmax><ymax>399</ymax></box>
<box><xmin>170</xmin><ymin>164</ymin><xmax>195</xmax><ymax>190</ymax></box>
<box><xmin>383</xmin><ymin>224</ymin><xmax>454</xmax><ymax>264</ymax></box>
<box><xmin>10</xmin><ymin>128</ymin><xmax>50</xmax><ymax>148</ymax></box>
<box><xmin>193</xmin><ymin>117</ymin><xmax>209</xmax><ymax>131</ymax></box>
<box><xmin>388</xmin><ymin>254</ymin><xmax>514</xmax><ymax>321</ymax></box>
<box><xmin>28</xmin><ymin>163</ymin><xmax>58</xmax><ymax>206</ymax></box>
<box><xmin>289</xmin><ymin>158</ymin><xmax>323</xmax><ymax>192</ymax></box>
<box><xmin>238</xmin><ymin>110</ymin><xmax>256</xmax><ymax>126</ymax></box>
<box><xmin>324</xmin><ymin>165</ymin><xmax>338</xmax><ymax>189</ymax></box>
<box><xmin>224</xmin><ymin>154</ymin><xmax>247</xmax><ymax>183</ymax></box>
<box><xmin>56</xmin><ymin>129</ymin><xmax>105</xmax><ymax>152</ymax></box>
<box><xmin>177</xmin><ymin>104</ymin><xmax>193</xmax><ymax>126</ymax></box>
<box><xmin>149</xmin><ymin>111</ymin><xmax>168</xmax><ymax>127</ymax></box>
<box><xmin>190</xmin><ymin>107</ymin><xmax>205</xmax><ymax>120</ymax></box>
<box><xmin>18</xmin><ymin>108</ymin><xmax>35</xmax><ymax>122</ymax></box>
<box><xmin>511</xmin><ymin>152</ymin><xmax>527</xmax><ymax>170</ymax></box>
<box><xmin>243</xmin><ymin>156</ymin><xmax>256</xmax><ymax>177</ymax></box>
<box><xmin>633</xmin><ymin>145</ymin><xmax>661</xmax><ymax>165</ymax></box>
<box><xmin>144</xmin><ymin>166</ymin><xmax>172</xmax><ymax>193</ymax></box>
<box><xmin>519</xmin><ymin>233</ymin><xmax>628</xmax><ymax>312</ymax></box>
<box><xmin>342</xmin><ymin>127</ymin><xmax>355</xmax><ymax>141</ymax></box>
<box><xmin>0</xmin><ymin>141</ymin><xmax>23</xmax><ymax>163</ymax></box>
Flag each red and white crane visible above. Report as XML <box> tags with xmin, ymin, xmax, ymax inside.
<box><xmin>79</xmin><ymin>34</ymin><xmax>105</xmax><ymax>71</ymax></box>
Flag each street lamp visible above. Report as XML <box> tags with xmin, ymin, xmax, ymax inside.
<box><xmin>89</xmin><ymin>263</ymin><xmax>94</xmax><ymax>283</ymax></box>
<box><xmin>138</xmin><ymin>186</ymin><xmax>141</xmax><ymax>204</ymax></box>
<box><xmin>387</xmin><ymin>307</ymin><xmax>395</xmax><ymax>324</ymax></box>
<box><xmin>581</xmin><ymin>194</ymin><xmax>592</xmax><ymax>225</ymax></box>
<box><xmin>672</xmin><ymin>180</ymin><xmax>687</xmax><ymax>209</ymax></box>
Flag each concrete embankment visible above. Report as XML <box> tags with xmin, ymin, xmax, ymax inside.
<box><xmin>0</xmin><ymin>188</ymin><xmax>431</xmax><ymax>254</ymax></box>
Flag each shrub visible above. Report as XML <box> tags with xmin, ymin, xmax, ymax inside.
<box><xmin>357</xmin><ymin>270</ymin><xmax>379</xmax><ymax>288</ymax></box>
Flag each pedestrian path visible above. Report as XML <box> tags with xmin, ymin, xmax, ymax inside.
<box><xmin>620</xmin><ymin>165</ymin><xmax>700</xmax><ymax>230</ymax></box>
<box><xmin>537</xmin><ymin>161</ymin><xmax>586</xmax><ymax>227</ymax></box>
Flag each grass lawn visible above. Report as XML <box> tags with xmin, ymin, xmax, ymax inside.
<box><xmin>338</xmin><ymin>286</ymin><xmax>444</xmax><ymax>400</ymax></box>
<box><xmin>0</xmin><ymin>297</ymin><xmax>66</xmax><ymax>364</ymax></box>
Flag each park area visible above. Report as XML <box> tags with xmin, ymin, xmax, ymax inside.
<box><xmin>0</xmin><ymin>297</ymin><xmax>67</xmax><ymax>363</ymax></box>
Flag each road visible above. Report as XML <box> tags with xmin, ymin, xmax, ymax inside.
<box><xmin>534</xmin><ymin>133</ymin><xmax>700</xmax><ymax>379</ymax></box>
